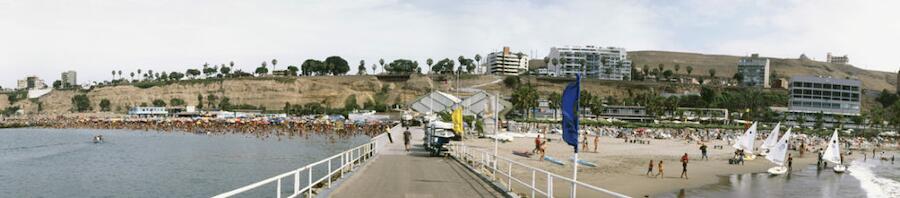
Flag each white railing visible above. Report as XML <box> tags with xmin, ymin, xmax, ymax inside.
<box><xmin>448</xmin><ymin>144</ymin><xmax>629</xmax><ymax>198</ymax></box>
<box><xmin>213</xmin><ymin>133</ymin><xmax>387</xmax><ymax>198</ymax></box>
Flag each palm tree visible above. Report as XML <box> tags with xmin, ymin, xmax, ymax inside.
<box><xmin>686</xmin><ymin>66</ymin><xmax>693</xmax><ymax>76</ymax></box>
<box><xmin>378</xmin><ymin>58</ymin><xmax>385</xmax><ymax>74</ymax></box>
<box><xmin>548</xmin><ymin>92</ymin><xmax>561</xmax><ymax>120</ymax></box>
<box><xmin>130</xmin><ymin>72</ymin><xmax>135</xmax><ymax>81</ymax></box>
<box><xmin>579</xmin><ymin>59</ymin><xmax>587</xmax><ymax>77</ymax></box>
<box><xmin>118</xmin><ymin>70</ymin><xmax>122</xmax><ymax>80</ymax></box>
<box><xmin>674</xmin><ymin>64</ymin><xmax>681</xmax><ymax>74</ymax></box>
<box><xmin>426</xmin><ymin>58</ymin><xmax>434</xmax><ymax>74</ymax></box>
<box><xmin>474</xmin><ymin>54</ymin><xmax>482</xmax><ymax>73</ymax></box>
<box><xmin>111</xmin><ymin>70</ymin><xmax>116</xmax><ymax>80</ymax></box>
<box><xmin>271</xmin><ymin>59</ymin><xmax>278</xmax><ymax>71</ymax></box>
<box><xmin>708</xmin><ymin>69</ymin><xmax>716</xmax><ymax>78</ymax></box>
<box><xmin>229</xmin><ymin>61</ymin><xmax>235</xmax><ymax>68</ymax></box>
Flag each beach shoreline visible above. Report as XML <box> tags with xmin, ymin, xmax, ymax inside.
<box><xmin>462</xmin><ymin>133</ymin><xmax>879</xmax><ymax>197</ymax></box>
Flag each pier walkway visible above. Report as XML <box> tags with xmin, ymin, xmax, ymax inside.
<box><xmin>328</xmin><ymin>127</ymin><xmax>505</xmax><ymax>198</ymax></box>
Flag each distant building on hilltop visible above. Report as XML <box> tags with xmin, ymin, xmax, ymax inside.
<box><xmin>772</xmin><ymin>78</ymin><xmax>789</xmax><ymax>89</ymax></box>
<box><xmin>61</xmin><ymin>71</ymin><xmax>77</xmax><ymax>88</ymax></box>
<box><xmin>737</xmin><ymin>53</ymin><xmax>771</xmax><ymax>88</ymax></box>
<box><xmin>826</xmin><ymin>53</ymin><xmax>849</xmax><ymax>64</ymax></box>
<box><xmin>546</xmin><ymin>45</ymin><xmax>632</xmax><ymax>80</ymax></box>
<box><xmin>484</xmin><ymin>46</ymin><xmax>529</xmax><ymax>76</ymax></box>
<box><xmin>16</xmin><ymin>76</ymin><xmax>47</xmax><ymax>90</ymax></box>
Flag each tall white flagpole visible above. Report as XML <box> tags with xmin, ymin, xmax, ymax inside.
<box><xmin>571</xmin><ymin>75</ymin><xmax>581</xmax><ymax>198</ymax></box>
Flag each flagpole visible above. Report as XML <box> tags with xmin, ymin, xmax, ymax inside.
<box><xmin>572</xmin><ymin>75</ymin><xmax>581</xmax><ymax>198</ymax></box>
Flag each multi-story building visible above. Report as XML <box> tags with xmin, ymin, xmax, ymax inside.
<box><xmin>16</xmin><ymin>76</ymin><xmax>47</xmax><ymax>90</ymax></box>
<box><xmin>484</xmin><ymin>47</ymin><xmax>529</xmax><ymax>76</ymax></box>
<box><xmin>737</xmin><ymin>53</ymin><xmax>770</xmax><ymax>88</ymax></box>
<box><xmin>826</xmin><ymin>53</ymin><xmax>849</xmax><ymax>64</ymax></box>
<box><xmin>789</xmin><ymin>76</ymin><xmax>861</xmax><ymax>115</ymax></box>
<box><xmin>61</xmin><ymin>71</ymin><xmax>77</xmax><ymax>88</ymax></box>
<box><xmin>546</xmin><ymin>45</ymin><xmax>632</xmax><ymax>80</ymax></box>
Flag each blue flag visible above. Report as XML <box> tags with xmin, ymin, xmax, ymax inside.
<box><xmin>561</xmin><ymin>74</ymin><xmax>580</xmax><ymax>153</ymax></box>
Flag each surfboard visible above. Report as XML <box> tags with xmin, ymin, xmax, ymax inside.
<box><xmin>543</xmin><ymin>156</ymin><xmax>566</xmax><ymax>166</ymax></box>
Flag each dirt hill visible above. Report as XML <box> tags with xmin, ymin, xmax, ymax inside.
<box><xmin>629</xmin><ymin>51</ymin><xmax>898</xmax><ymax>92</ymax></box>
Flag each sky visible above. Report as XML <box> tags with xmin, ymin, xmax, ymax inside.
<box><xmin>2</xmin><ymin>0</ymin><xmax>899</xmax><ymax>88</ymax></box>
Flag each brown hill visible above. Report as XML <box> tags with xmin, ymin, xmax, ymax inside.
<box><xmin>629</xmin><ymin>51</ymin><xmax>898</xmax><ymax>92</ymax></box>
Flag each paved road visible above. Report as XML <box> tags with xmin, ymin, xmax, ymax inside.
<box><xmin>329</xmin><ymin>127</ymin><xmax>505</xmax><ymax>198</ymax></box>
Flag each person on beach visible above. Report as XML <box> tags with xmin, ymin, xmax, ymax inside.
<box><xmin>534</xmin><ymin>135</ymin><xmax>542</xmax><ymax>155</ymax></box>
<box><xmin>738</xmin><ymin>150</ymin><xmax>745</xmax><ymax>165</ymax></box>
<box><xmin>657</xmin><ymin>161</ymin><xmax>664</xmax><ymax>178</ymax></box>
<box><xmin>403</xmin><ymin>127</ymin><xmax>411</xmax><ymax>152</ymax></box>
<box><xmin>582</xmin><ymin>132</ymin><xmax>589</xmax><ymax>151</ymax></box>
<box><xmin>788</xmin><ymin>153</ymin><xmax>793</xmax><ymax>171</ymax></box>
<box><xmin>539</xmin><ymin>140</ymin><xmax>548</xmax><ymax>161</ymax></box>
<box><xmin>680</xmin><ymin>153</ymin><xmax>689</xmax><ymax>179</ymax></box>
<box><xmin>818</xmin><ymin>150</ymin><xmax>825</xmax><ymax>168</ymax></box>
<box><xmin>700</xmin><ymin>144</ymin><xmax>708</xmax><ymax>160</ymax></box>
<box><xmin>593</xmin><ymin>135</ymin><xmax>599</xmax><ymax>153</ymax></box>
<box><xmin>647</xmin><ymin>160</ymin><xmax>654</xmax><ymax>177</ymax></box>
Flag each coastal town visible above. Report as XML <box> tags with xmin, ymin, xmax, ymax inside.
<box><xmin>3</xmin><ymin>1</ymin><xmax>900</xmax><ymax>198</ymax></box>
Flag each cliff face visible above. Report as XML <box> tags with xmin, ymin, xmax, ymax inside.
<box><xmin>630</xmin><ymin>50</ymin><xmax>898</xmax><ymax>92</ymax></box>
<box><xmin>4</xmin><ymin>75</ymin><xmax>438</xmax><ymax>114</ymax></box>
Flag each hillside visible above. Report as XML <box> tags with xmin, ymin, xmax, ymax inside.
<box><xmin>629</xmin><ymin>51</ymin><xmax>898</xmax><ymax>92</ymax></box>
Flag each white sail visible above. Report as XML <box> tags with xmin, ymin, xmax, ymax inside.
<box><xmin>822</xmin><ymin>129</ymin><xmax>842</xmax><ymax>164</ymax></box>
<box><xmin>732</xmin><ymin>122</ymin><xmax>758</xmax><ymax>154</ymax></box>
<box><xmin>760</xmin><ymin>123</ymin><xmax>781</xmax><ymax>150</ymax></box>
<box><xmin>765</xmin><ymin>128</ymin><xmax>792</xmax><ymax>166</ymax></box>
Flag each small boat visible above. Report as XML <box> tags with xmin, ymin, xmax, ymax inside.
<box><xmin>92</xmin><ymin>135</ymin><xmax>104</xmax><ymax>144</ymax></box>
<box><xmin>570</xmin><ymin>157</ymin><xmax>598</xmax><ymax>167</ymax></box>
<box><xmin>543</xmin><ymin>156</ymin><xmax>566</xmax><ymax>166</ymax></box>
<box><xmin>758</xmin><ymin>123</ymin><xmax>782</xmax><ymax>157</ymax></box>
<box><xmin>765</xmin><ymin>128</ymin><xmax>792</xmax><ymax>175</ymax></box>
<box><xmin>822</xmin><ymin>129</ymin><xmax>846</xmax><ymax>173</ymax></box>
<box><xmin>733</xmin><ymin>122</ymin><xmax>759</xmax><ymax>160</ymax></box>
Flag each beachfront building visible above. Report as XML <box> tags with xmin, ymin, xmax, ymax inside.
<box><xmin>128</xmin><ymin>107</ymin><xmax>169</xmax><ymax>117</ymax></box>
<box><xmin>737</xmin><ymin>53</ymin><xmax>770</xmax><ymax>88</ymax></box>
<box><xmin>826</xmin><ymin>52</ymin><xmax>849</xmax><ymax>64</ymax></box>
<box><xmin>61</xmin><ymin>71</ymin><xmax>77</xmax><ymax>88</ymax></box>
<box><xmin>662</xmin><ymin>107</ymin><xmax>730</xmax><ymax>124</ymax></box>
<box><xmin>600</xmin><ymin>105</ymin><xmax>652</xmax><ymax>122</ymax></box>
<box><xmin>787</xmin><ymin>76</ymin><xmax>862</xmax><ymax>128</ymax></box>
<box><xmin>546</xmin><ymin>45</ymin><xmax>632</xmax><ymax>80</ymax></box>
<box><xmin>484</xmin><ymin>47</ymin><xmax>529</xmax><ymax>76</ymax></box>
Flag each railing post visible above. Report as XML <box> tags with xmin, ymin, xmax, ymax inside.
<box><xmin>294</xmin><ymin>171</ymin><xmax>300</xmax><ymax>195</ymax></box>
<box><xmin>531</xmin><ymin>169</ymin><xmax>536</xmax><ymax>198</ymax></box>
<box><xmin>276</xmin><ymin>178</ymin><xmax>282</xmax><ymax>198</ymax></box>
<box><xmin>307</xmin><ymin>167</ymin><xmax>313</xmax><ymax>197</ymax></box>
<box><xmin>507</xmin><ymin>162</ymin><xmax>512</xmax><ymax>191</ymax></box>
<box><xmin>547</xmin><ymin>173</ymin><xmax>553</xmax><ymax>198</ymax></box>
<box><xmin>328</xmin><ymin>158</ymin><xmax>333</xmax><ymax>188</ymax></box>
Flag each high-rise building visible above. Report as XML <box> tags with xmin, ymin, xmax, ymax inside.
<box><xmin>61</xmin><ymin>71</ymin><xmax>77</xmax><ymax>88</ymax></box>
<box><xmin>484</xmin><ymin>47</ymin><xmax>529</xmax><ymax>76</ymax></box>
<box><xmin>826</xmin><ymin>52</ymin><xmax>849</xmax><ymax>64</ymax></box>
<box><xmin>737</xmin><ymin>53</ymin><xmax>771</xmax><ymax>88</ymax></box>
<box><xmin>546</xmin><ymin>45</ymin><xmax>632</xmax><ymax>80</ymax></box>
<box><xmin>16</xmin><ymin>76</ymin><xmax>47</xmax><ymax>90</ymax></box>
<box><xmin>789</xmin><ymin>76</ymin><xmax>861</xmax><ymax>116</ymax></box>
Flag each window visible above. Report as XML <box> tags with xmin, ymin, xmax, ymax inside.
<box><xmin>823</xmin><ymin>84</ymin><xmax>832</xmax><ymax>89</ymax></box>
<box><xmin>814</xmin><ymin>83</ymin><xmax>822</xmax><ymax>88</ymax></box>
<box><xmin>803</xmin><ymin>82</ymin><xmax>812</xmax><ymax>87</ymax></box>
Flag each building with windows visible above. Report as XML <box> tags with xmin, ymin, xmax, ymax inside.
<box><xmin>737</xmin><ymin>53</ymin><xmax>771</xmax><ymax>88</ymax></box>
<box><xmin>16</xmin><ymin>76</ymin><xmax>47</xmax><ymax>90</ymax></box>
<box><xmin>128</xmin><ymin>107</ymin><xmax>169</xmax><ymax>117</ymax></box>
<box><xmin>787</xmin><ymin>76</ymin><xmax>862</xmax><ymax>128</ymax></box>
<box><xmin>546</xmin><ymin>45</ymin><xmax>632</xmax><ymax>80</ymax></box>
<box><xmin>826</xmin><ymin>53</ymin><xmax>849</xmax><ymax>64</ymax></box>
<box><xmin>61</xmin><ymin>71</ymin><xmax>77</xmax><ymax>88</ymax></box>
<box><xmin>484</xmin><ymin>47</ymin><xmax>529</xmax><ymax>76</ymax></box>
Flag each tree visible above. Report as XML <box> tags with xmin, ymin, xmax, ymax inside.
<box><xmin>197</xmin><ymin>94</ymin><xmax>204</xmax><ymax>110</ymax></box>
<box><xmin>255</xmin><ymin>66</ymin><xmax>269</xmax><ymax>76</ymax></box>
<box><xmin>117</xmin><ymin>70</ymin><xmax>123</xmax><ymax>80</ymax></box>
<box><xmin>111</xmin><ymin>70</ymin><xmax>116</xmax><ymax>80</ymax></box>
<box><xmin>510</xmin><ymin>84</ymin><xmax>539</xmax><ymax>119</ymax></box>
<box><xmin>815</xmin><ymin>111</ymin><xmax>825</xmax><ymax>129</ymax></box>
<box><xmin>686</xmin><ymin>65</ymin><xmax>693</xmax><ymax>76</ymax></box>
<box><xmin>432</xmin><ymin>58</ymin><xmax>455</xmax><ymax>74</ymax></box>
<box><xmin>152</xmin><ymin>99</ymin><xmax>167</xmax><ymax>107</ymax></box>
<box><xmin>426</xmin><ymin>58</ymin><xmax>434</xmax><ymax>74</ymax></box>
<box><xmin>286</xmin><ymin>65</ymin><xmax>299</xmax><ymax>76</ymax></box>
<box><xmin>657</xmin><ymin>64</ymin><xmax>664</xmax><ymax>72</ymax></box>
<box><xmin>344</xmin><ymin>94</ymin><xmax>359</xmax><ymax>111</ymax></box>
<box><xmin>357</xmin><ymin>60</ymin><xmax>367</xmax><ymax>75</ymax></box>
<box><xmin>733</xmin><ymin>72</ymin><xmax>744</xmax><ymax>83</ymax></box>
<box><xmin>169</xmin><ymin>72</ymin><xmax>184</xmax><ymax>81</ymax></box>
<box><xmin>71</xmin><ymin>95</ymin><xmax>92</xmax><ymax>112</ymax></box>
<box><xmin>130</xmin><ymin>72</ymin><xmax>135</xmax><ymax>80</ymax></box>
<box><xmin>99</xmin><ymin>99</ymin><xmax>111</xmax><ymax>111</ymax></box>
<box><xmin>271</xmin><ymin>59</ymin><xmax>278</xmax><ymax>71</ymax></box>
<box><xmin>220</xmin><ymin>66</ymin><xmax>232</xmax><ymax>76</ymax></box>
<box><xmin>301</xmin><ymin>59</ymin><xmax>324</xmax><ymax>76</ymax></box>
<box><xmin>708</xmin><ymin>69</ymin><xmax>716</xmax><ymax>78</ymax></box>
<box><xmin>385</xmin><ymin>59</ymin><xmax>418</xmax><ymax>74</ymax></box>
<box><xmin>876</xmin><ymin>89</ymin><xmax>898</xmax><ymax>107</ymax></box>
<box><xmin>378</xmin><ymin>58</ymin><xmax>385</xmax><ymax>74</ymax></box>
<box><xmin>52</xmin><ymin>80</ymin><xmax>62</xmax><ymax>89</ymax></box>
<box><xmin>674</xmin><ymin>64</ymin><xmax>681</xmax><ymax>74</ymax></box>
<box><xmin>170</xmin><ymin>98</ymin><xmax>185</xmax><ymax>106</ymax></box>
<box><xmin>548</xmin><ymin>92</ymin><xmax>561</xmax><ymax>120</ymax></box>
<box><xmin>206</xmin><ymin>95</ymin><xmax>218</xmax><ymax>110</ymax></box>
<box><xmin>474</xmin><ymin>54</ymin><xmax>482</xmax><ymax>72</ymax></box>
<box><xmin>662</xmin><ymin>70</ymin><xmax>674</xmax><ymax>80</ymax></box>
<box><xmin>324</xmin><ymin>56</ymin><xmax>350</xmax><ymax>75</ymax></box>
<box><xmin>503</xmin><ymin>76</ymin><xmax>520</xmax><ymax>88</ymax></box>
<box><xmin>186</xmin><ymin>69</ymin><xmax>201</xmax><ymax>79</ymax></box>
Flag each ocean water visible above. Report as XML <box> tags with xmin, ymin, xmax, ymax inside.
<box><xmin>659</xmin><ymin>157</ymin><xmax>900</xmax><ymax>198</ymax></box>
<box><xmin>0</xmin><ymin>128</ymin><xmax>370</xmax><ymax>197</ymax></box>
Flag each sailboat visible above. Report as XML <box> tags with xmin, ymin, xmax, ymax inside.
<box><xmin>732</xmin><ymin>122</ymin><xmax>758</xmax><ymax>160</ymax></box>
<box><xmin>823</xmin><ymin>129</ymin><xmax>846</xmax><ymax>173</ymax></box>
<box><xmin>758</xmin><ymin>123</ymin><xmax>781</xmax><ymax>156</ymax></box>
<box><xmin>766</xmin><ymin>128</ymin><xmax>792</xmax><ymax>175</ymax></box>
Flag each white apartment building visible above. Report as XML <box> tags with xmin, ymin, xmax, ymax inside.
<box><xmin>484</xmin><ymin>46</ymin><xmax>529</xmax><ymax>76</ymax></box>
<box><xmin>546</xmin><ymin>45</ymin><xmax>632</xmax><ymax>80</ymax></box>
<box><xmin>61</xmin><ymin>71</ymin><xmax>77</xmax><ymax>88</ymax></box>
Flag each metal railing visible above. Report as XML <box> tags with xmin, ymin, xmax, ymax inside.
<box><xmin>448</xmin><ymin>144</ymin><xmax>629</xmax><ymax>198</ymax></box>
<box><xmin>213</xmin><ymin>133</ymin><xmax>387</xmax><ymax>198</ymax></box>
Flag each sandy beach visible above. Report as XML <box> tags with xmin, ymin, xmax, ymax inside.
<box><xmin>462</xmin><ymin>133</ymin><xmax>826</xmax><ymax>197</ymax></box>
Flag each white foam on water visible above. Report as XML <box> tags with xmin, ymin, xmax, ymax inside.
<box><xmin>848</xmin><ymin>160</ymin><xmax>900</xmax><ymax>197</ymax></box>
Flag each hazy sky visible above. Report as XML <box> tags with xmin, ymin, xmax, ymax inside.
<box><xmin>2</xmin><ymin>0</ymin><xmax>899</xmax><ymax>88</ymax></box>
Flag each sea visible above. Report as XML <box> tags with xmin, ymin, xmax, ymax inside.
<box><xmin>0</xmin><ymin>128</ymin><xmax>370</xmax><ymax>197</ymax></box>
<box><xmin>660</xmin><ymin>155</ymin><xmax>900</xmax><ymax>197</ymax></box>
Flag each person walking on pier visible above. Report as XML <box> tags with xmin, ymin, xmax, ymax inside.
<box><xmin>403</xmin><ymin>127</ymin><xmax>411</xmax><ymax>152</ymax></box>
